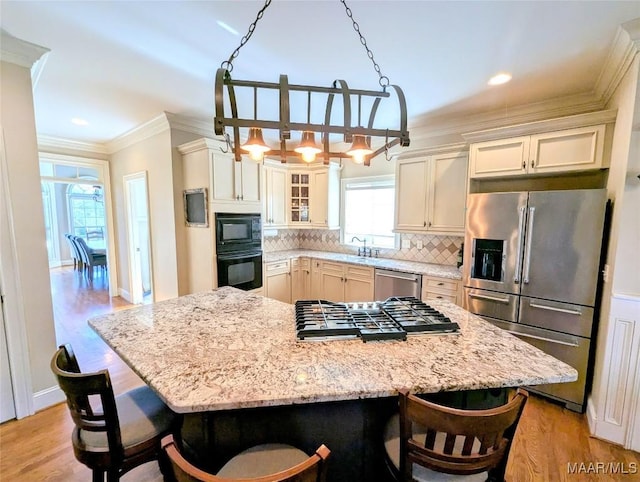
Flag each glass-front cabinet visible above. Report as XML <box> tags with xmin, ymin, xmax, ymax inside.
<box><xmin>290</xmin><ymin>172</ymin><xmax>310</xmax><ymax>224</ymax></box>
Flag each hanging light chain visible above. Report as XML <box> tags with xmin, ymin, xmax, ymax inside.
<box><xmin>340</xmin><ymin>0</ymin><xmax>390</xmax><ymax>89</ymax></box>
<box><xmin>221</xmin><ymin>0</ymin><xmax>273</xmax><ymax>72</ymax></box>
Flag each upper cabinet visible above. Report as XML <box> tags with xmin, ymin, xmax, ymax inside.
<box><xmin>263</xmin><ymin>161</ymin><xmax>340</xmax><ymax>229</ymax></box>
<box><xmin>394</xmin><ymin>147</ymin><xmax>468</xmax><ymax>235</ymax></box>
<box><xmin>464</xmin><ymin>110</ymin><xmax>616</xmax><ymax>180</ymax></box>
<box><xmin>263</xmin><ymin>165</ymin><xmax>288</xmax><ymax>228</ymax></box>
<box><xmin>178</xmin><ymin>138</ymin><xmax>262</xmax><ymax>211</ymax></box>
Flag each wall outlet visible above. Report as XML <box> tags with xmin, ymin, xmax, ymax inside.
<box><xmin>401</xmin><ymin>239</ymin><xmax>411</xmax><ymax>249</ymax></box>
<box><xmin>416</xmin><ymin>240</ymin><xmax>423</xmax><ymax>250</ymax></box>
<box><xmin>602</xmin><ymin>264</ymin><xmax>610</xmax><ymax>283</ymax></box>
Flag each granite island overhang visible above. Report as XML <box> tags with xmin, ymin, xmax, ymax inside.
<box><xmin>88</xmin><ymin>286</ymin><xmax>577</xmax><ymax>414</ymax></box>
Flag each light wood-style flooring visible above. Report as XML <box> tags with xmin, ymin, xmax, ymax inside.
<box><xmin>0</xmin><ymin>266</ymin><xmax>637</xmax><ymax>481</ymax></box>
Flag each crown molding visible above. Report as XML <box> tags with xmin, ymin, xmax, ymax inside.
<box><xmin>396</xmin><ymin>142</ymin><xmax>468</xmax><ymax>160</ymax></box>
<box><xmin>409</xmin><ymin>91</ymin><xmax>604</xmax><ymax>144</ymax></box>
<box><xmin>176</xmin><ymin>136</ymin><xmax>226</xmax><ymax>155</ymax></box>
<box><xmin>461</xmin><ymin>109</ymin><xmax>618</xmax><ymax>143</ymax></box>
<box><xmin>165</xmin><ymin>112</ymin><xmax>215</xmax><ymax>138</ymax></box>
<box><xmin>0</xmin><ymin>31</ymin><xmax>49</xmax><ymax>68</ymax></box>
<box><xmin>595</xmin><ymin>19</ymin><xmax>640</xmax><ymax>105</ymax></box>
<box><xmin>106</xmin><ymin>112</ymin><xmax>171</xmax><ymax>154</ymax></box>
<box><xmin>38</xmin><ymin>135</ymin><xmax>108</xmax><ymax>156</ymax></box>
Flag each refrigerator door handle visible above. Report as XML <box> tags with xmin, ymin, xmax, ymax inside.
<box><xmin>522</xmin><ymin>206</ymin><xmax>536</xmax><ymax>284</ymax></box>
<box><xmin>514</xmin><ymin>206</ymin><xmax>526</xmax><ymax>284</ymax></box>
<box><xmin>468</xmin><ymin>292</ymin><xmax>511</xmax><ymax>304</ymax></box>
<box><xmin>529</xmin><ymin>301</ymin><xmax>582</xmax><ymax>316</ymax></box>
<box><xmin>510</xmin><ymin>331</ymin><xmax>580</xmax><ymax>348</ymax></box>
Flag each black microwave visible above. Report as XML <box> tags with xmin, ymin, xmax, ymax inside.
<box><xmin>215</xmin><ymin>213</ymin><xmax>261</xmax><ymax>253</ymax></box>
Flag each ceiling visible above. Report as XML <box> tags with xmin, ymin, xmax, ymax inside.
<box><xmin>2</xmin><ymin>1</ymin><xmax>639</xmax><ymax>146</ymax></box>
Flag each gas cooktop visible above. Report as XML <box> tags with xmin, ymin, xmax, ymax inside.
<box><xmin>295</xmin><ymin>296</ymin><xmax>460</xmax><ymax>342</ymax></box>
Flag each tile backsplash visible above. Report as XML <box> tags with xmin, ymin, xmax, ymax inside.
<box><xmin>263</xmin><ymin>229</ymin><xmax>463</xmax><ymax>266</ymax></box>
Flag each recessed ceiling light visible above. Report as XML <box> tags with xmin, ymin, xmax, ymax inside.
<box><xmin>71</xmin><ymin>117</ymin><xmax>89</xmax><ymax>126</ymax></box>
<box><xmin>488</xmin><ymin>73</ymin><xmax>512</xmax><ymax>86</ymax></box>
<box><xmin>217</xmin><ymin>20</ymin><xmax>239</xmax><ymax>36</ymax></box>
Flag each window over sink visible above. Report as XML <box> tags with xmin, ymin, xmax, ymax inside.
<box><xmin>341</xmin><ymin>176</ymin><xmax>397</xmax><ymax>249</ymax></box>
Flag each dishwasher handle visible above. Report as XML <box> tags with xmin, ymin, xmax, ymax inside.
<box><xmin>375</xmin><ymin>269</ymin><xmax>420</xmax><ymax>282</ymax></box>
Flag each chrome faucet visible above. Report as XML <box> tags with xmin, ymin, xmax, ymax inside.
<box><xmin>351</xmin><ymin>236</ymin><xmax>372</xmax><ymax>257</ymax></box>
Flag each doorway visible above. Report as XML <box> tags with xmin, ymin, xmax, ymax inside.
<box><xmin>0</xmin><ymin>287</ymin><xmax>16</xmax><ymax>423</ymax></box>
<box><xmin>124</xmin><ymin>172</ymin><xmax>153</xmax><ymax>304</ymax></box>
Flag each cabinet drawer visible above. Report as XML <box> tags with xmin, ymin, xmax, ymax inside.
<box><xmin>423</xmin><ymin>290</ymin><xmax>458</xmax><ymax>304</ymax></box>
<box><xmin>265</xmin><ymin>260</ymin><xmax>290</xmax><ymax>276</ymax></box>
<box><xmin>423</xmin><ymin>276</ymin><xmax>460</xmax><ymax>293</ymax></box>
<box><xmin>345</xmin><ymin>264</ymin><xmax>374</xmax><ymax>280</ymax></box>
<box><xmin>320</xmin><ymin>261</ymin><xmax>344</xmax><ymax>275</ymax></box>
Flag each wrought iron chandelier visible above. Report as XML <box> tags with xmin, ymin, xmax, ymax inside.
<box><xmin>214</xmin><ymin>0</ymin><xmax>410</xmax><ymax>166</ymax></box>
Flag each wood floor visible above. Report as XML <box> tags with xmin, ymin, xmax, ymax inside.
<box><xmin>0</xmin><ymin>266</ymin><xmax>637</xmax><ymax>481</ymax></box>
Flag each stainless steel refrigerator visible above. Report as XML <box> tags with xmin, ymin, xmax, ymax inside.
<box><xmin>462</xmin><ymin>188</ymin><xmax>607</xmax><ymax>412</ymax></box>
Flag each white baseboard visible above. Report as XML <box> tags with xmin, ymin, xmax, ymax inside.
<box><xmin>118</xmin><ymin>287</ymin><xmax>132</xmax><ymax>303</ymax></box>
<box><xmin>586</xmin><ymin>396</ymin><xmax>598</xmax><ymax>433</ymax></box>
<box><xmin>32</xmin><ymin>385</ymin><xmax>65</xmax><ymax>413</ymax></box>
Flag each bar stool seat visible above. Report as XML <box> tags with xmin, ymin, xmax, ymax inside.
<box><xmin>217</xmin><ymin>443</ymin><xmax>310</xmax><ymax>478</ymax></box>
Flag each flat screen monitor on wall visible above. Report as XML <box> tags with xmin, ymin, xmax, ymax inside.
<box><xmin>184</xmin><ymin>188</ymin><xmax>208</xmax><ymax>227</ymax></box>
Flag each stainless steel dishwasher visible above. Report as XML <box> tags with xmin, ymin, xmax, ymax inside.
<box><xmin>374</xmin><ymin>268</ymin><xmax>422</xmax><ymax>300</ymax></box>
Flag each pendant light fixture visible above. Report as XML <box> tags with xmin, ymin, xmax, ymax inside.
<box><xmin>294</xmin><ymin>92</ymin><xmax>322</xmax><ymax>163</ymax></box>
<box><xmin>214</xmin><ymin>0</ymin><xmax>410</xmax><ymax>166</ymax></box>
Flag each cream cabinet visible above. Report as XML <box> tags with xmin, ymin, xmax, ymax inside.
<box><xmin>395</xmin><ymin>149</ymin><xmax>468</xmax><ymax>235</ymax></box>
<box><xmin>291</xmin><ymin>257</ymin><xmax>311</xmax><ymax>302</ymax></box>
<box><xmin>288</xmin><ymin>171</ymin><xmax>311</xmax><ymax>226</ymax></box>
<box><xmin>317</xmin><ymin>261</ymin><xmax>374</xmax><ymax>302</ymax></box>
<box><xmin>263</xmin><ymin>162</ymin><xmax>340</xmax><ymax>229</ymax></box>
<box><xmin>178</xmin><ymin>138</ymin><xmax>261</xmax><ymax>210</ymax></box>
<box><xmin>422</xmin><ymin>275</ymin><xmax>462</xmax><ymax>306</ymax></box>
<box><xmin>264</xmin><ymin>260</ymin><xmax>291</xmax><ymax>304</ymax></box>
<box><xmin>469</xmin><ymin>124</ymin><xmax>608</xmax><ymax>179</ymax></box>
<box><xmin>310</xmin><ymin>165</ymin><xmax>340</xmax><ymax>229</ymax></box>
<box><xmin>263</xmin><ymin>165</ymin><xmax>288</xmax><ymax>228</ymax></box>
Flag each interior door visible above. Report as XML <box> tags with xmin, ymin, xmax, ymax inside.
<box><xmin>521</xmin><ymin>189</ymin><xmax>606</xmax><ymax>305</ymax></box>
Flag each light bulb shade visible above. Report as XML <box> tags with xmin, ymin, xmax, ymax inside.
<box><xmin>241</xmin><ymin>128</ymin><xmax>270</xmax><ymax>158</ymax></box>
<box><xmin>294</xmin><ymin>131</ymin><xmax>322</xmax><ymax>159</ymax></box>
<box><xmin>346</xmin><ymin>134</ymin><xmax>372</xmax><ymax>162</ymax></box>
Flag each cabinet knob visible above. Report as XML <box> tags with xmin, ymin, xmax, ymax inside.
<box><xmin>522</xmin><ymin>160</ymin><xmax>526</xmax><ymax>170</ymax></box>
<box><xmin>531</xmin><ymin>159</ymin><xmax>535</xmax><ymax>168</ymax></box>
<box><xmin>423</xmin><ymin>221</ymin><xmax>427</xmax><ymax>227</ymax></box>
<box><xmin>428</xmin><ymin>221</ymin><xmax>432</xmax><ymax>227</ymax></box>
<box><xmin>241</xmin><ymin>195</ymin><xmax>244</xmax><ymax>200</ymax></box>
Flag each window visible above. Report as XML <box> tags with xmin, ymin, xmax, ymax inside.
<box><xmin>342</xmin><ymin>176</ymin><xmax>396</xmax><ymax>249</ymax></box>
<box><xmin>67</xmin><ymin>183</ymin><xmax>105</xmax><ymax>249</ymax></box>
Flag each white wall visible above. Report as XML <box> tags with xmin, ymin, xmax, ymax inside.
<box><xmin>588</xmin><ymin>44</ymin><xmax>640</xmax><ymax>448</ymax></box>
<box><xmin>0</xmin><ymin>56</ymin><xmax>60</xmax><ymax>412</ymax></box>
<box><xmin>110</xmin><ymin>129</ymin><xmax>180</xmax><ymax>301</ymax></box>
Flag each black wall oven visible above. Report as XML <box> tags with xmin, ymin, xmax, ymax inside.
<box><xmin>215</xmin><ymin>213</ymin><xmax>262</xmax><ymax>291</ymax></box>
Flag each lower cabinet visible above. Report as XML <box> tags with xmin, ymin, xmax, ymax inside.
<box><xmin>318</xmin><ymin>261</ymin><xmax>374</xmax><ymax>303</ymax></box>
<box><xmin>264</xmin><ymin>260</ymin><xmax>291</xmax><ymax>304</ymax></box>
<box><xmin>422</xmin><ymin>275</ymin><xmax>462</xmax><ymax>306</ymax></box>
<box><xmin>291</xmin><ymin>257</ymin><xmax>311</xmax><ymax>302</ymax></box>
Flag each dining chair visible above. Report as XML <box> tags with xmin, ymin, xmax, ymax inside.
<box><xmin>73</xmin><ymin>235</ymin><xmax>107</xmax><ymax>278</ymax></box>
<box><xmin>51</xmin><ymin>344</ymin><xmax>178</xmax><ymax>482</ymax></box>
<box><xmin>383</xmin><ymin>388</ymin><xmax>528</xmax><ymax>482</ymax></box>
<box><xmin>64</xmin><ymin>233</ymin><xmax>83</xmax><ymax>270</ymax></box>
<box><xmin>161</xmin><ymin>434</ymin><xmax>330</xmax><ymax>482</ymax></box>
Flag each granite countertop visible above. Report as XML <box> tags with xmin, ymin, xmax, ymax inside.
<box><xmin>89</xmin><ymin>287</ymin><xmax>577</xmax><ymax>414</ymax></box>
<box><xmin>263</xmin><ymin>249</ymin><xmax>462</xmax><ymax>280</ymax></box>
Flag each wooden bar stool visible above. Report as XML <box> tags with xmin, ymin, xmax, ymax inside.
<box><xmin>162</xmin><ymin>434</ymin><xmax>330</xmax><ymax>482</ymax></box>
<box><xmin>383</xmin><ymin>388</ymin><xmax>528</xmax><ymax>482</ymax></box>
<box><xmin>51</xmin><ymin>344</ymin><xmax>178</xmax><ymax>482</ymax></box>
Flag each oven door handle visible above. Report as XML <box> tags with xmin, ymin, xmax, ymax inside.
<box><xmin>217</xmin><ymin>252</ymin><xmax>262</xmax><ymax>261</ymax></box>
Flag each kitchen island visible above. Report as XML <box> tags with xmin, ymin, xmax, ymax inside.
<box><xmin>89</xmin><ymin>286</ymin><xmax>576</xmax><ymax>481</ymax></box>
